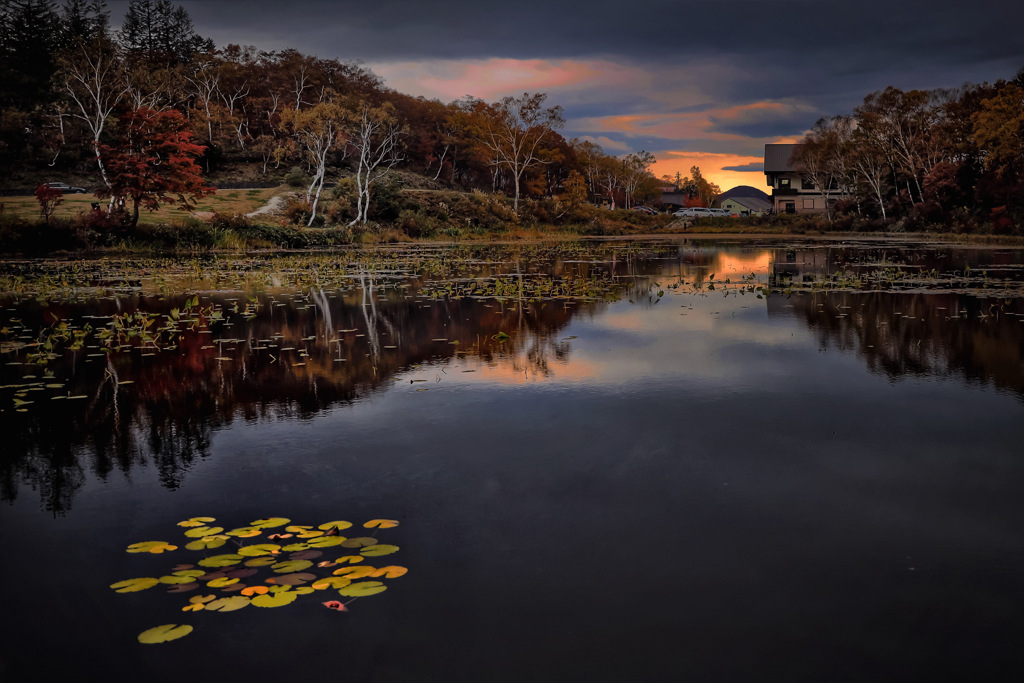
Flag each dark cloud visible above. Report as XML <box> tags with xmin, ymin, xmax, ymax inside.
<box><xmin>722</xmin><ymin>163</ymin><xmax>764</xmax><ymax>173</ymax></box>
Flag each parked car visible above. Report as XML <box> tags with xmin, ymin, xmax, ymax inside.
<box><xmin>673</xmin><ymin>207</ymin><xmax>713</xmax><ymax>217</ymax></box>
<box><xmin>45</xmin><ymin>182</ymin><xmax>87</xmax><ymax>194</ymax></box>
<box><xmin>631</xmin><ymin>206</ymin><xmax>657</xmax><ymax>215</ymax></box>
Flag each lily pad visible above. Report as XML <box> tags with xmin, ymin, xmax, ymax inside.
<box><xmin>177</xmin><ymin>517</ymin><xmax>216</xmax><ymax>528</ymax></box>
<box><xmin>205</xmin><ymin>596</ymin><xmax>251</xmax><ymax>612</ymax></box>
<box><xmin>266</xmin><ymin>572</ymin><xmax>316</xmax><ymax>586</ymax></box>
<box><xmin>270</xmin><ymin>560</ymin><xmax>313</xmax><ymax>573</ymax></box>
<box><xmin>295</xmin><ymin>529</ymin><xmax>325</xmax><ymax>539</ymax></box>
<box><xmin>184</xmin><ymin>535</ymin><xmax>229</xmax><ymax>551</ymax></box>
<box><xmin>340</xmin><ymin>537</ymin><xmax>378</xmax><ymax>548</ymax></box>
<box><xmin>333</xmin><ymin>555</ymin><xmax>365</xmax><ymax>565</ymax></box>
<box><xmin>360</xmin><ymin>544</ymin><xmax>399</xmax><ymax>557</ymax></box>
<box><xmin>288</xmin><ymin>550</ymin><xmax>323</xmax><ymax>561</ymax></box>
<box><xmin>226</xmin><ymin>527</ymin><xmax>263</xmax><ymax>538</ymax></box>
<box><xmin>207</xmin><ymin>577</ymin><xmax>239</xmax><ymax>588</ymax></box>
<box><xmin>159</xmin><ymin>574</ymin><xmax>198</xmax><ymax>585</ymax></box>
<box><xmin>371</xmin><ymin>565</ymin><xmax>409</xmax><ymax>579</ymax></box>
<box><xmin>311</xmin><ymin>577</ymin><xmax>352</xmax><ymax>590</ymax></box>
<box><xmin>364</xmin><ymin>519</ymin><xmax>399</xmax><ymax>529</ymax></box>
<box><xmin>127</xmin><ymin>541</ymin><xmax>178</xmax><ymax>554</ymax></box>
<box><xmin>281</xmin><ymin>542</ymin><xmax>310</xmax><ymax>552</ymax></box>
<box><xmin>198</xmin><ymin>553</ymin><xmax>243</xmax><ymax>568</ymax></box>
<box><xmin>305</xmin><ymin>536</ymin><xmax>345</xmax><ymax>548</ymax></box>
<box><xmin>338</xmin><ymin>581</ymin><xmax>388</xmax><ymax>597</ymax></box>
<box><xmin>183</xmin><ymin>526</ymin><xmax>224</xmax><ymax>538</ymax></box>
<box><xmin>285</xmin><ymin>525</ymin><xmax>313</xmax><ymax>533</ymax></box>
<box><xmin>243</xmin><ymin>557</ymin><xmax>277</xmax><ymax>567</ymax></box>
<box><xmin>237</xmin><ymin>544</ymin><xmax>281</xmax><ymax>557</ymax></box>
<box><xmin>167</xmin><ymin>583</ymin><xmax>199</xmax><ymax>593</ymax></box>
<box><xmin>332</xmin><ymin>566</ymin><xmax>378</xmax><ymax>579</ymax></box>
<box><xmin>240</xmin><ymin>585</ymin><xmax>269</xmax><ymax>596</ymax></box>
<box><xmin>251</xmin><ymin>591</ymin><xmax>298</xmax><ymax>608</ymax></box>
<box><xmin>110</xmin><ymin>577</ymin><xmax>159</xmax><ymax>593</ymax></box>
<box><xmin>138</xmin><ymin>624</ymin><xmax>193</xmax><ymax>644</ymax></box>
<box><xmin>319</xmin><ymin>520</ymin><xmax>353</xmax><ymax>531</ymax></box>
<box><xmin>250</xmin><ymin>517</ymin><xmax>291</xmax><ymax>528</ymax></box>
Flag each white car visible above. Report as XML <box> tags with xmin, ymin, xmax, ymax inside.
<box><xmin>673</xmin><ymin>207</ymin><xmax>714</xmax><ymax>217</ymax></box>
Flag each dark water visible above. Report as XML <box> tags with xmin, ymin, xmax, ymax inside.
<box><xmin>2</xmin><ymin>239</ymin><xmax>1023</xmax><ymax>682</ymax></box>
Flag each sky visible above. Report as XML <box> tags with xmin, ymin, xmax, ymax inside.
<box><xmin>106</xmin><ymin>0</ymin><xmax>1024</xmax><ymax>191</ymax></box>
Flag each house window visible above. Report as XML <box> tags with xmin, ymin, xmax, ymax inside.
<box><xmin>802</xmin><ymin>177</ymin><xmax>814</xmax><ymax>190</ymax></box>
<box><xmin>779</xmin><ymin>178</ymin><xmax>790</xmax><ymax>189</ymax></box>
<box><xmin>802</xmin><ymin>198</ymin><xmax>816</xmax><ymax>209</ymax></box>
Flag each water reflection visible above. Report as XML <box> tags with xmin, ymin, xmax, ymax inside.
<box><xmin>3</xmin><ymin>240</ymin><xmax>1024</xmax><ymax>513</ymax></box>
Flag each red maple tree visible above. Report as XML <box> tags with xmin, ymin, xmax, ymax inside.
<box><xmin>98</xmin><ymin>107</ymin><xmax>214</xmax><ymax>227</ymax></box>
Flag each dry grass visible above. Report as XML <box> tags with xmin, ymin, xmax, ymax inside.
<box><xmin>0</xmin><ymin>187</ymin><xmax>284</xmax><ymax>224</ymax></box>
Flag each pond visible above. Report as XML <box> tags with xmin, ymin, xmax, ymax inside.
<box><xmin>1</xmin><ymin>238</ymin><xmax>1023</xmax><ymax>682</ymax></box>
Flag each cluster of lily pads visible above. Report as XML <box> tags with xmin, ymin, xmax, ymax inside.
<box><xmin>111</xmin><ymin>516</ymin><xmax>405</xmax><ymax>644</ymax></box>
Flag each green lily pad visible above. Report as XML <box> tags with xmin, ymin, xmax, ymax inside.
<box><xmin>184</xmin><ymin>535</ymin><xmax>229</xmax><ymax>551</ymax></box>
<box><xmin>250</xmin><ymin>517</ymin><xmax>291</xmax><ymax>528</ymax></box>
<box><xmin>270</xmin><ymin>560</ymin><xmax>313</xmax><ymax>573</ymax></box>
<box><xmin>340</xmin><ymin>537</ymin><xmax>378</xmax><ymax>548</ymax></box>
<box><xmin>138</xmin><ymin>624</ymin><xmax>193</xmax><ymax>644</ymax></box>
<box><xmin>338</xmin><ymin>581</ymin><xmax>388</xmax><ymax>597</ymax></box>
<box><xmin>318</xmin><ymin>520</ymin><xmax>353</xmax><ymax>531</ymax></box>
<box><xmin>281</xmin><ymin>542</ymin><xmax>310</xmax><ymax>552</ymax></box>
<box><xmin>110</xmin><ymin>577</ymin><xmax>159</xmax><ymax>593</ymax></box>
<box><xmin>305</xmin><ymin>536</ymin><xmax>346</xmax><ymax>548</ymax></box>
<box><xmin>226</xmin><ymin>527</ymin><xmax>263</xmax><ymax>538</ymax></box>
<box><xmin>311</xmin><ymin>576</ymin><xmax>352</xmax><ymax>590</ymax></box>
<box><xmin>251</xmin><ymin>591</ymin><xmax>298</xmax><ymax>608</ymax></box>
<box><xmin>159</xmin><ymin>574</ymin><xmax>198</xmax><ymax>585</ymax></box>
<box><xmin>198</xmin><ymin>554</ymin><xmax>243</xmax><ymax>568</ymax></box>
<box><xmin>127</xmin><ymin>541</ymin><xmax>178</xmax><ymax>554</ymax></box>
<box><xmin>207</xmin><ymin>577</ymin><xmax>239</xmax><ymax>588</ymax></box>
<box><xmin>183</xmin><ymin>526</ymin><xmax>224</xmax><ymax>538</ymax></box>
<box><xmin>177</xmin><ymin>517</ymin><xmax>216</xmax><ymax>528</ymax></box>
<box><xmin>204</xmin><ymin>596</ymin><xmax>251</xmax><ymax>612</ymax></box>
<box><xmin>243</xmin><ymin>557</ymin><xmax>277</xmax><ymax>567</ymax></box>
<box><xmin>237</xmin><ymin>543</ymin><xmax>282</xmax><ymax>557</ymax></box>
<box><xmin>359</xmin><ymin>544</ymin><xmax>399</xmax><ymax>557</ymax></box>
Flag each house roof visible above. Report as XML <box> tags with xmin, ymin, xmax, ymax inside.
<box><xmin>764</xmin><ymin>144</ymin><xmax>802</xmax><ymax>173</ymax></box>
<box><xmin>723</xmin><ymin>196</ymin><xmax>772</xmax><ymax>211</ymax></box>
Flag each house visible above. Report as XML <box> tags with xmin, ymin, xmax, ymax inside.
<box><xmin>764</xmin><ymin>143</ymin><xmax>833</xmax><ymax>214</ymax></box>
<box><xmin>721</xmin><ymin>195</ymin><xmax>772</xmax><ymax>216</ymax></box>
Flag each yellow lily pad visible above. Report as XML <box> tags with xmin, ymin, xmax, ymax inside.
<box><xmin>226</xmin><ymin>527</ymin><xmax>263</xmax><ymax>538</ymax></box>
<box><xmin>110</xmin><ymin>577</ymin><xmax>159</xmax><ymax>593</ymax></box>
<box><xmin>127</xmin><ymin>541</ymin><xmax>178</xmax><ymax>554</ymax></box>
<box><xmin>281</xmin><ymin>542</ymin><xmax>310</xmax><ymax>552</ymax></box>
<box><xmin>295</xmin><ymin>530</ymin><xmax>325</xmax><ymax>539</ymax></box>
<box><xmin>292</xmin><ymin>586</ymin><xmax>315</xmax><ymax>595</ymax></box>
<box><xmin>332</xmin><ymin>566</ymin><xmax>377</xmax><ymax>579</ymax></box>
<box><xmin>305</xmin><ymin>536</ymin><xmax>346</xmax><ymax>548</ymax></box>
<box><xmin>333</xmin><ymin>555</ymin><xmax>365</xmax><ymax>565</ymax></box>
<box><xmin>338</xmin><ymin>581</ymin><xmax>388</xmax><ymax>597</ymax></box>
<box><xmin>237</xmin><ymin>544</ymin><xmax>282</xmax><ymax>557</ymax></box>
<box><xmin>159</xmin><ymin>574</ymin><xmax>198</xmax><ymax>585</ymax></box>
<box><xmin>177</xmin><ymin>517</ymin><xmax>216</xmax><ymax>528</ymax></box>
<box><xmin>311</xmin><ymin>577</ymin><xmax>352</xmax><ymax>590</ymax></box>
<box><xmin>251</xmin><ymin>591</ymin><xmax>298</xmax><ymax>608</ymax></box>
<box><xmin>360</xmin><ymin>544</ymin><xmax>399</xmax><ymax>557</ymax></box>
<box><xmin>285</xmin><ymin>525</ymin><xmax>312</xmax><ymax>533</ymax></box>
<box><xmin>205</xmin><ymin>596</ymin><xmax>251</xmax><ymax>612</ymax></box>
<box><xmin>184</xmin><ymin>535</ymin><xmax>229</xmax><ymax>551</ymax></box>
<box><xmin>363</xmin><ymin>519</ymin><xmax>399</xmax><ymax>529</ymax></box>
<box><xmin>340</xmin><ymin>537</ymin><xmax>378</xmax><ymax>548</ymax></box>
<box><xmin>318</xmin><ymin>521</ymin><xmax>353</xmax><ymax>531</ymax></box>
<box><xmin>197</xmin><ymin>554</ymin><xmax>243</xmax><ymax>568</ymax></box>
<box><xmin>207</xmin><ymin>577</ymin><xmax>239</xmax><ymax>588</ymax></box>
<box><xmin>250</xmin><ymin>517</ymin><xmax>291</xmax><ymax>528</ymax></box>
<box><xmin>138</xmin><ymin>624</ymin><xmax>193</xmax><ymax>644</ymax></box>
<box><xmin>270</xmin><ymin>560</ymin><xmax>313</xmax><ymax>573</ymax></box>
<box><xmin>371</xmin><ymin>565</ymin><xmax>408</xmax><ymax>579</ymax></box>
<box><xmin>183</xmin><ymin>526</ymin><xmax>224</xmax><ymax>538</ymax></box>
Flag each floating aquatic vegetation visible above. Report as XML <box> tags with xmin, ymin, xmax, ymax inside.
<box><xmin>111</xmin><ymin>516</ymin><xmax>405</xmax><ymax>644</ymax></box>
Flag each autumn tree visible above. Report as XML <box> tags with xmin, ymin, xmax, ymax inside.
<box><xmin>55</xmin><ymin>35</ymin><xmax>128</xmax><ymax>190</ymax></box>
<box><xmin>35</xmin><ymin>183</ymin><xmax>64</xmax><ymax>223</ymax></box>
<box><xmin>478</xmin><ymin>92</ymin><xmax>564</xmax><ymax>211</ymax></box>
<box><xmin>972</xmin><ymin>81</ymin><xmax>1024</xmax><ymax>196</ymax></box>
<box><xmin>347</xmin><ymin>102</ymin><xmax>406</xmax><ymax>225</ymax></box>
<box><xmin>279</xmin><ymin>101</ymin><xmax>348</xmax><ymax>226</ymax></box>
<box><xmin>97</xmin><ymin>106</ymin><xmax>213</xmax><ymax>227</ymax></box>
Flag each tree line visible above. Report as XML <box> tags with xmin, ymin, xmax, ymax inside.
<box><xmin>793</xmin><ymin>73</ymin><xmax>1024</xmax><ymax>227</ymax></box>
<box><xmin>1</xmin><ymin>0</ymin><xmax>674</xmax><ymax>226</ymax></box>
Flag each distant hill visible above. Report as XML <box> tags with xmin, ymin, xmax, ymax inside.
<box><xmin>718</xmin><ymin>185</ymin><xmax>770</xmax><ymax>202</ymax></box>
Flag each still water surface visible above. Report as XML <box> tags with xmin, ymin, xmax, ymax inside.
<box><xmin>1</xmin><ymin>239</ymin><xmax>1023</xmax><ymax>681</ymax></box>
